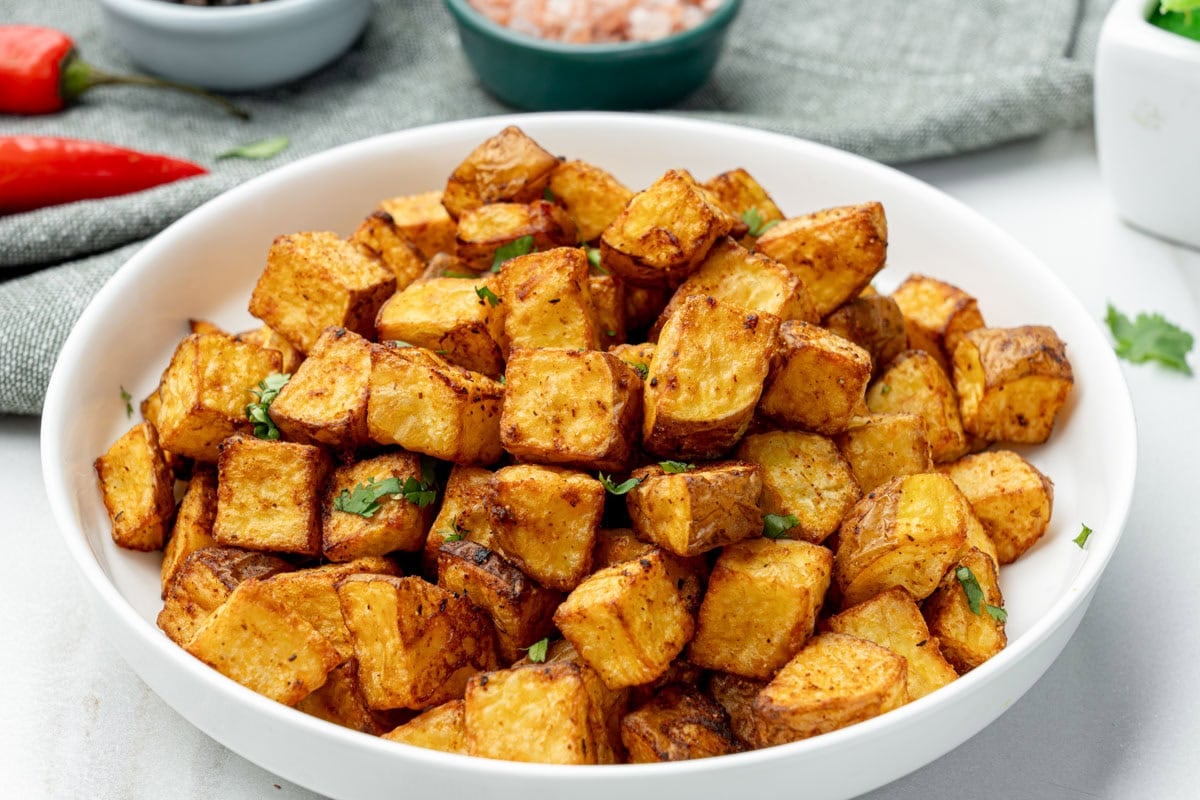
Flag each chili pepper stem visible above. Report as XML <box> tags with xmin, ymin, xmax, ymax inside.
<box><xmin>60</xmin><ymin>55</ymin><xmax>250</xmax><ymax>121</ymax></box>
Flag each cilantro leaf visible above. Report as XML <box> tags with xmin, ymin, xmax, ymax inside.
<box><xmin>120</xmin><ymin>386</ymin><xmax>133</xmax><ymax>419</ymax></box>
<box><xmin>763</xmin><ymin>513</ymin><xmax>799</xmax><ymax>539</ymax></box>
<box><xmin>217</xmin><ymin>136</ymin><xmax>290</xmax><ymax>161</ymax></box>
<box><xmin>586</xmin><ymin>247</ymin><xmax>608</xmax><ymax>274</ymax></box>
<box><xmin>543</xmin><ymin>187</ymin><xmax>556</xmax><ymax>202</ymax></box>
<box><xmin>955</xmin><ymin>566</ymin><xmax>986</xmax><ymax>615</ymax></box>
<box><xmin>985</xmin><ymin>604</ymin><xmax>1008</xmax><ymax>623</ymax></box>
<box><xmin>498</xmin><ymin>373</ymin><xmax>506</xmax><ymax>386</ymax></box>
<box><xmin>443</xmin><ymin>531</ymin><xmax>465</xmax><ymax>543</ymax></box>
<box><xmin>491</xmin><ymin>236</ymin><xmax>535</xmax><ymax>272</ymax></box>
<box><xmin>1073</xmin><ymin>523</ymin><xmax>1093</xmax><ymax>549</ymax></box>
<box><xmin>741</xmin><ymin>207</ymin><xmax>780</xmax><ymax>238</ymax></box>
<box><xmin>442</xmin><ymin>269</ymin><xmax>476</xmax><ymax>279</ymax></box>
<box><xmin>333</xmin><ymin>462</ymin><xmax>439</xmax><ymax>518</ymax></box>
<box><xmin>245</xmin><ymin>373</ymin><xmax>291</xmax><ymax>440</ymax></box>
<box><xmin>1105</xmin><ymin>303</ymin><xmax>1194</xmax><ymax>375</ymax></box>
<box><xmin>476</xmin><ymin>285</ymin><xmax>501</xmax><ymax>306</ymax></box>
<box><xmin>525</xmin><ymin>637</ymin><xmax>550</xmax><ymax>663</ymax></box>
<box><xmin>626</xmin><ymin>361</ymin><xmax>649</xmax><ymax>380</ymax></box>
<box><xmin>659</xmin><ymin>460</ymin><xmax>694</xmax><ymax>474</ymax></box>
<box><xmin>598</xmin><ymin>472</ymin><xmax>643</xmax><ymax>495</ymax></box>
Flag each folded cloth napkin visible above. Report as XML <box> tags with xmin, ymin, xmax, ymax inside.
<box><xmin>0</xmin><ymin>0</ymin><xmax>1111</xmax><ymax>415</ymax></box>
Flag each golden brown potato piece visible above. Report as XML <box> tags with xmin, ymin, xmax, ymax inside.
<box><xmin>735</xmin><ymin>431</ymin><xmax>860</xmax><ymax>544</ymax></box>
<box><xmin>249</xmin><ymin>231</ymin><xmax>396</xmax><ymax>353</ymax></box>
<box><xmin>297</xmin><ymin>659</ymin><xmax>402</xmax><ymax>735</ymax></box>
<box><xmin>423</xmin><ymin>465</ymin><xmax>497</xmax><ymax>578</ymax></box>
<box><xmin>834</xmin><ymin>413</ymin><xmax>933</xmax><ymax>495</ymax></box>
<box><xmin>185</xmin><ymin>578</ymin><xmax>340</xmax><ymax>706</ymax></box>
<box><xmin>235</xmin><ymin>325</ymin><xmax>304</xmax><ymax>375</ymax></box>
<box><xmin>626</xmin><ymin>461</ymin><xmax>762</xmax><ymax>557</ymax></box>
<box><xmin>923</xmin><ymin>548</ymin><xmax>1007</xmax><ymax>673</ymax></box>
<box><xmin>589</xmin><ymin>273</ymin><xmax>627</xmax><ymax>347</ymax></box>
<box><xmin>455</xmin><ymin>200</ymin><xmax>578</xmax><ymax>272</ymax></box>
<box><xmin>940</xmin><ymin>450</ymin><xmax>1054</xmax><ymax>564</ymax></box>
<box><xmin>366</xmin><ymin>343</ymin><xmax>504</xmax><ymax>465</ymax></box>
<box><xmin>621</xmin><ymin>685</ymin><xmax>744</xmax><ymax>762</ymax></box>
<box><xmin>379</xmin><ymin>191</ymin><xmax>458</xmax><ymax>261</ymax></box>
<box><xmin>95</xmin><ymin>421</ymin><xmax>176</xmax><ymax>551</ymax></box>
<box><xmin>752</xmin><ymin>633</ymin><xmax>907</xmax><ymax>746</ymax></box>
<box><xmin>498</xmin><ymin>246</ymin><xmax>602</xmax><ymax>352</ymax></box>
<box><xmin>322</xmin><ymin>451</ymin><xmax>435</xmax><ymax>562</ymax></box>
<box><xmin>161</xmin><ymin>467</ymin><xmax>218</xmax><ymax>596</ymax></box>
<box><xmin>337</xmin><ymin>574</ymin><xmax>497</xmax><ymax>710</ymax></box>
<box><xmin>824</xmin><ymin>295</ymin><xmax>908</xmax><ymax>378</ymax></box>
<box><xmin>600</xmin><ymin>169</ymin><xmax>737</xmax><ymax>287</ymax></box>
<box><xmin>708</xmin><ymin>672</ymin><xmax>767</xmax><ymax>747</ymax></box>
<box><xmin>549</xmin><ymin>159</ymin><xmax>634</xmax><ymax>243</ymax></box>
<box><xmin>952</xmin><ymin>326</ymin><xmax>1074</xmax><ymax>445</ymax></box>
<box><xmin>375</xmin><ymin>277</ymin><xmax>505</xmax><ymax>379</ymax></box>
<box><xmin>891</xmin><ymin>274</ymin><xmax>985</xmax><ymax>373</ymax></box>
<box><xmin>760</xmin><ymin>321</ymin><xmax>872</xmax><ymax>436</ymax></box>
<box><xmin>438</xmin><ymin>539</ymin><xmax>563</xmax><ymax>663</ymax></box>
<box><xmin>500</xmin><ymin>348</ymin><xmax>643</xmax><ymax>472</ymax></box>
<box><xmin>755</xmin><ymin>203</ymin><xmax>888</xmax><ymax>317</ymax></box>
<box><xmin>442</xmin><ymin>126</ymin><xmax>560</xmax><ymax>220</ymax></box>
<box><xmin>554</xmin><ymin>551</ymin><xmax>694</xmax><ymax>690</ymax></box>
<box><xmin>350</xmin><ymin>210</ymin><xmax>426</xmax><ymax>291</ymax></box>
<box><xmin>643</xmin><ymin>295</ymin><xmax>780</xmax><ymax>458</ymax></box>
<box><xmin>489</xmin><ymin>465</ymin><xmax>605</xmax><ymax>591</ymax></box>
<box><xmin>269</xmin><ymin>327</ymin><xmax>372</xmax><ymax>449</ymax></box>
<box><xmin>608</xmin><ymin>341</ymin><xmax>655</xmax><ymax>373</ymax></box>
<box><xmin>383</xmin><ymin>699</ymin><xmax>467</xmax><ymax>753</ymax></box>
<box><xmin>526</xmin><ymin>638</ymin><xmax>631</xmax><ymax>763</ymax></box>
<box><xmin>154</xmin><ymin>332</ymin><xmax>283</xmax><ymax>462</ymax></box>
<box><xmin>868</xmin><ymin>349</ymin><xmax>968</xmax><ymax>463</ymax></box>
<box><xmin>825</xmin><ymin>588</ymin><xmax>958</xmax><ymax>702</ymax></box>
<box><xmin>157</xmin><ymin>547</ymin><xmax>292</xmax><ymax>646</ymax></box>
<box><xmin>834</xmin><ymin>473</ymin><xmax>971</xmax><ymax>606</ymax></box>
<box><xmin>592</xmin><ymin>528</ymin><xmax>708</xmax><ymax>616</ymax></box>
<box><xmin>689</xmin><ymin>538</ymin><xmax>832</xmax><ymax>680</ymax></box>
<box><xmin>701</xmin><ymin>168</ymin><xmax>784</xmax><ymax>231</ymax></box>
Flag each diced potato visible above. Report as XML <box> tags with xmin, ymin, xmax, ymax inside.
<box><xmin>751</xmin><ymin>633</ymin><xmax>907</xmax><ymax>746</ymax></box>
<box><xmin>188</xmin><ymin>318</ymin><xmax>225</xmax><ymax>335</ymax></box>
<box><xmin>825</xmin><ymin>588</ymin><xmax>958</xmax><ymax>702</ymax></box>
<box><xmin>366</xmin><ymin>343</ymin><xmax>504</xmax><ymax>465</ymax></box>
<box><xmin>755</xmin><ymin>203</ymin><xmax>888</xmax><ymax>317</ymax></box>
<box><xmin>923</xmin><ymin>548</ymin><xmax>1007</xmax><ymax>673</ymax></box>
<box><xmin>620</xmin><ymin>685</ymin><xmax>743</xmax><ymax>762</ymax></box>
<box><xmin>589</xmin><ymin>273</ymin><xmax>627</xmax><ymax>347</ymax></box>
<box><xmin>607</xmin><ymin>341</ymin><xmax>655</xmax><ymax>372</ymax></box>
<box><xmin>500</xmin><ymin>348</ymin><xmax>643</xmax><ymax>471</ymax></box>
<box><xmin>297</xmin><ymin>659</ymin><xmax>402</xmax><ymax>735</ymax></box>
<box><xmin>161</xmin><ymin>467</ymin><xmax>218</xmax><ymax>595</ymax></box>
<box><xmin>249</xmin><ymin>231</ymin><xmax>396</xmax><ymax>353</ymax></box>
<box><xmin>213</xmin><ymin>436</ymin><xmax>331</xmax><ymax>557</ymax></box>
<box><xmin>867</xmin><ymin>349</ymin><xmax>968</xmax><ymax>463</ymax></box>
<box><xmin>759</xmin><ymin>321</ymin><xmax>872</xmax><ymax>435</ymax></box>
<box><xmin>701</xmin><ymin>168</ymin><xmax>783</xmax><ymax>231</ymax></box>
<box><xmin>443</xmin><ymin>126</ymin><xmax>560</xmax><ymax>219</ymax></box>
<box><xmin>269</xmin><ymin>327</ymin><xmax>372</xmax><ymax>448</ymax></box>
<box><xmin>939</xmin><ymin>450</ymin><xmax>1054</xmax><ymax>564</ymax></box>
<box><xmin>963</xmin><ymin>507</ymin><xmax>1000</xmax><ymax>568</ymax></box>
<box><xmin>834</xmin><ymin>413</ymin><xmax>933</xmax><ymax>494</ymax></box>
<box><xmin>524</xmin><ymin>639</ymin><xmax>631</xmax><ymax>763</ymax></box>
<box><xmin>375</xmin><ymin>278</ymin><xmax>505</xmax><ymax>379</ymax></box>
<box><xmin>891</xmin><ymin>275</ymin><xmax>985</xmax><ymax>373</ymax></box>
<box><xmin>322</xmin><ymin>451</ymin><xmax>435</xmax><ymax>561</ymax></box>
<box><xmin>350</xmin><ymin>210</ymin><xmax>426</xmax><ymax>290</ymax></box>
<box><xmin>498</xmin><ymin>246</ymin><xmax>602</xmax><ymax>352</ymax></box>
<box><xmin>383</xmin><ymin>699</ymin><xmax>467</xmax><ymax>753</ymax></box>
<box><xmin>834</xmin><ymin>473</ymin><xmax>971</xmax><ymax>606</ymax></box>
<box><xmin>94</xmin><ymin>421</ymin><xmax>175</xmax><ymax>551</ymax></box>
<box><xmin>379</xmin><ymin>191</ymin><xmax>458</xmax><ymax>261</ymax></box>
<box><xmin>423</xmin><ymin>465</ymin><xmax>498</xmax><ymax>578</ymax></box>
<box><xmin>626</xmin><ymin>461</ymin><xmax>762</xmax><ymax>557</ymax></box>
<box><xmin>952</xmin><ymin>326</ymin><xmax>1074</xmax><ymax>444</ymax></box>
<box><xmin>337</xmin><ymin>574</ymin><xmax>497</xmax><ymax>710</ymax></box>
<box><xmin>455</xmin><ymin>201</ymin><xmax>578</xmax><ymax>272</ymax></box>
<box><xmin>643</xmin><ymin>295</ymin><xmax>780</xmax><ymax>458</ymax></box>
<box><xmin>420</xmin><ymin>251</ymin><xmax>480</xmax><ymax>281</ymax></box>
<box><xmin>823</xmin><ymin>295</ymin><xmax>908</xmax><ymax>377</ymax></box>
<box><xmin>689</xmin><ymin>538</ymin><xmax>832</xmax><ymax>680</ymax></box>
<box><xmin>592</xmin><ymin>528</ymin><xmax>708</xmax><ymax>616</ymax></box>
<box><xmin>708</xmin><ymin>672</ymin><xmax>766</xmax><ymax>747</ymax></box>
<box><xmin>735</xmin><ymin>431</ymin><xmax>860</xmax><ymax>544</ymax></box>
<box><xmin>554</xmin><ymin>551</ymin><xmax>694</xmax><ymax>690</ymax></box>
<box><xmin>235</xmin><ymin>325</ymin><xmax>304</xmax><ymax>374</ymax></box>
<box><xmin>549</xmin><ymin>159</ymin><xmax>634</xmax><ymax>243</ymax></box>
<box><xmin>185</xmin><ymin>578</ymin><xmax>340</xmax><ymax>706</ymax></box>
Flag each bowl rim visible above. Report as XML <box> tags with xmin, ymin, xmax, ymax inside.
<box><xmin>40</xmin><ymin>111</ymin><xmax>1138</xmax><ymax>783</ymax></box>
<box><xmin>443</xmin><ymin>0</ymin><xmax>742</xmax><ymax>55</ymax></box>
<box><xmin>95</xmin><ymin>0</ymin><xmax>359</xmax><ymax>30</ymax></box>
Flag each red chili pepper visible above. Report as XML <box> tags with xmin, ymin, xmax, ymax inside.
<box><xmin>0</xmin><ymin>136</ymin><xmax>207</xmax><ymax>214</ymax></box>
<box><xmin>0</xmin><ymin>25</ymin><xmax>248</xmax><ymax>119</ymax></box>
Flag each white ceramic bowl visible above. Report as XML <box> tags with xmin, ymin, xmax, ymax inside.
<box><xmin>41</xmin><ymin>113</ymin><xmax>1136</xmax><ymax>800</ymax></box>
<box><xmin>95</xmin><ymin>0</ymin><xmax>372</xmax><ymax>91</ymax></box>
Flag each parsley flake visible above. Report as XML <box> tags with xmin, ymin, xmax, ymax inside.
<box><xmin>333</xmin><ymin>460</ymin><xmax>439</xmax><ymax>517</ymax></box>
<box><xmin>476</xmin><ymin>285</ymin><xmax>501</xmax><ymax>307</ymax></box>
<box><xmin>659</xmin><ymin>460</ymin><xmax>694</xmax><ymax>474</ymax></box>
<box><xmin>1073</xmin><ymin>523</ymin><xmax>1093</xmax><ymax>549</ymax></box>
<box><xmin>245</xmin><ymin>373</ymin><xmax>290</xmax><ymax>440</ymax></box>
<box><xmin>1105</xmin><ymin>303</ymin><xmax>1194</xmax><ymax>375</ymax></box>
<box><xmin>879</xmin><ymin>384</ymin><xmax>891</xmax><ymax>395</ymax></box>
<box><xmin>626</xmin><ymin>361</ymin><xmax>649</xmax><ymax>379</ymax></box>
<box><xmin>543</xmin><ymin>187</ymin><xmax>556</xmax><ymax>202</ymax></box>
<box><xmin>217</xmin><ymin>135</ymin><xmax>290</xmax><ymax>161</ymax></box>
<box><xmin>525</xmin><ymin>637</ymin><xmax>550</xmax><ymax>663</ymax></box>
<box><xmin>985</xmin><ymin>604</ymin><xmax>1008</xmax><ymax>623</ymax></box>
<box><xmin>586</xmin><ymin>247</ymin><xmax>608</xmax><ymax>274</ymax></box>
<box><xmin>442</xmin><ymin>269</ymin><xmax>476</xmax><ymax>279</ymax></box>
<box><xmin>491</xmin><ymin>235</ymin><xmax>535</xmax><ymax>272</ymax></box>
<box><xmin>599</xmin><ymin>472</ymin><xmax>643</xmax><ymax>495</ymax></box>
<box><xmin>741</xmin><ymin>207</ymin><xmax>780</xmax><ymax>238</ymax></box>
<box><xmin>120</xmin><ymin>386</ymin><xmax>133</xmax><ymax>419</ymax></box>
<box><xmin>763</xmin><ymin>513</ymin><xmax>800</xmax><ymax>539</ymax></box>
<box><xmin>955</xmin><ymin>566</ymin><xmax>986</xmax><ymax>615</ymax></box>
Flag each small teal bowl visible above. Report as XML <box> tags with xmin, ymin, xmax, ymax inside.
<box><xmin>443</xmin><ymin>0</ymin><xmax>742</xmax><ymax>110</ymax></box>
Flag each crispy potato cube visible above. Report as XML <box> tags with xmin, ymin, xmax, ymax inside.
<box><xmin>95</xmin><ymin>421</ymin><xmax>175</xmax><ymax>551</ymax></box>
<box><xmin>490</xmin><ymin>465</ymin><xmax>605</xmax><ymax>591</ymax></box>
<box><xmin>155</xmin><ymin>333</ymin><xmax>282</xmax><ymax>462</ymax></box>
<box><xmin>708</xmin><ymin>672</ymin><xmax>767</xmax><ymax>747</ymax></box>
<box><xmin>157</xmin><ymin>547</ymin><xmax>292</xmax><ymax>646</ymax></box>
<box><xmin>269</xmin><ymin>327</ymin><xmax>371</xmax><ymax>448</ymax></box>
<box><xmin>380</xmin><ymin>191</ymin><xmax>457</xmax><ymax>261</ymax></box>
<box><xmin>375</xmin><ymin>278</ymin><xmax>505</xmax><ymax>378</ymax></box>
<box><xmin>923</xmin><ymin>548</ymin><xmax>1007</xmax><ymax>673</ymax></box>
<box><xmin>456</xmin><ymin>200</ymin><xmax>577</xmax><ymax>272</ymax></box>
<box><xmin>868</xmin><ymin>349</ymin><xmax>968</xmax><ymax>463</ymax></box>
<box><xmin>235</xmin><ymin>325</ymin><xmax>304</xmax><ymax>374</ymax></box>
<box><xmin>759</xmin><ymin>320</ymin><xmax>872</xmax><ymax>435</ymax></box>
<box><xmin>701</xmin><ymin>168</ymin><xmax>784</xmax><ymax>230</ymax></box>
<box><xmin>689</xmin><ymin>538</ymin><xmax>832</xmax><ymax>680</ymax></box>
<box><xmin>644</xmin><ymin>295</ymin><xmax>780</xmax><ymax>458</ymax></box>
<box><xmin>214</xmin><ymin>436</ymin><xmax>331</xmax><ymax>557</ymax></box>
<box><xmin>322</xmin><ymin>451</ymin><xmax>434</xmax><ymax>561</ymax></box>
<box><xmin>752</xmin><ymin>632</ymin><xmax>906</xmax><ymax>746</ymax></box>
<box><xmin>249</xmin><ymin>231</ymin><xmax>396</xmax><ymax>353</ymax></box>
<box><xmin>549</xmin><ymin>159</ymin><xmax>634</xmax><ymax>243</ymax></box>
<box><xmin>824</xmin><ymin>295</ymin><xmax>908</xmax><ymax>378</ymax></box>
<box><xmin>337</xmin><ymin>574</ymin><xmax>497</xmax><ymax>710</ymax></box>
<box><xmin>188</xmin><ymin>318</ymin><xmax>225</xmax><ymax>336</ymax></box>
<box><xmin>592</xmin><ymin>528</ymin><xmax>707</xmax><ymax>615</ymax></box>
<box><xmin>423</xmin><ymin>465</ymin><xmax>498</xmax><ymax>577</ymax></box>
<box><xmin>834</xmin><ymin>413</ymin><xmax>933</xmax><ymax>494</ymax></box>
<box><xmin>589</xmin><ymin>273</ymin><xmax>627</xmax><ymax>347</ymax></box>
<box><xmin>626</xmin><ymin>461</ymin><xmax>763</xmax><ymax>557</ymax></box>
<box><xmin>621</xmin><ymin>685</ymin><xmax>743</xmax><ymax>762</ymax></box>
<box><xmin>940</xmin><ymin>450</ymin><xmax>1054</xmax><ymax>564</ymax></box>
<box><xmin>963</xmin><ymin>506</ymin><xmax>1000</xmax><ymax>568</ymax></box>
<box><xmin>537</xmin><ymin>639</ymin><xmax>629</xmax><ymax>763</ymax></box>
<box><xmin>383</xmin><ymin>699</ymin><xmax>467</xmax><ymax>753</ymax></box>
<box><xmin>952</xmin><ymin>326</ymin><xmax>1074</xmax><ymax>444</ymax></box>
<box><xmin>500</xmin><ymin>348</ymin><xmax>643</xmax><ymax>471</ymax></box>
<box><xmin>755</xmin><ymin>203</ymin><xmax>888</xmax><ymax>317</ymax></box>
<box><xmin>650</xmin><ymin>238</ymin><xmax>817</xmax><ymax>339</ymax></box>
<box><xmin>554</xmin><ymin>551</ymin><xmax>694</xmax><ymax>690</ymax></box>
<box><xmin>826</xmin><ymin>588</ymin><xmax>958</xmax><ymax>702</ymax></box>
<box><xmin>350</xmin><ymin>210</ymin><xmax>426</xmax><ymax>290</ymax></box>
<box><xmin>185</xmin><ymin>578</ymin><xmax>339</xmax><ymax>705</ymax></box>
<box><xmin>735</xmin><ymin>431</ymin><xmax>860</xmax><ymax>544</ymax></box>
<box><xmin>161</xmin><ymin>467</ymin><xmax>218</xmax><ymax>595</ymax></box>
<box><xmin>297</xmin><ymin>659</ymin><xmax>402</xmax><ymax>734</ymax></box>
<box><xmin>608</xmin><ymin>341</ymin><xmax>655</xmax><ymax>371</ymax></box>
<box><xmin>367</xmin><ymin>344</ymin><xmax>504</xmax><ymax>465</ymax></box>
<box><xmin>600</xmin><ymin>169</ymin><xmax>737</xmax><ymax>287</ymax></box>
<box><xmin>438</xmin><ymin>539</ymin><xmax>562</xmax><ymax>663</ymax></box>
<box><xmin>835</xmin><ymin>473</ymin><xmax>971</xmax><ymax>606</ymax></box>
<box><xmin>498</xmin><ymin>246</ymin><xmax>602</xmax><ymax>352</ymax></box>
<box><xmin>443</xmin><ymin>126</ymin><xmax>559</xmax><ymax>220</ymax></box>
<box><xmin>891</xmin><ymin>275</ymin><xmax>985</xmax><ymax>373</ymax></box>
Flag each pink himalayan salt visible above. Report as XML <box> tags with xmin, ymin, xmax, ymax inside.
<box><xmin>469</xmin><ymin>0</ymin><xmax>725</xmax><ymax>44</ymax></box>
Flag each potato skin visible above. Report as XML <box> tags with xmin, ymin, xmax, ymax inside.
<box><xmin>824</xmin><ymin>294</ymin><xmax>908</xmax><ymax>378</ymax></box>
<box><xmin>890</xmin><ymin>274</ymin><xmax>985</xmax><ymax>374</ymax></box>
<box><xmin>442</xmin><ymin>126</ymin><xmax>560</xmax><ymax>220</ymax></box>
<box><xmin>626</xmin><ymin>461</ymin><xmax>763</xmax><ymax>557</ymax></box>
<box><xmin>455</xmin><ymin>200</ymin><xmax>578</xmax><ymax>272</ymax></box>
<box><xmin>759</xmin><ymin>320</ymin><xmax>872</xmax><ymax>436</ymax></box>
<box><xmin>350</xmin><ymin>210</ymin><xmax>426</xmax><ymax>290</ymax></box>
<box><xmin>620</xmin><ymin>685</ymin><xmax>744</xmax><ymax>763</ymax></box>
<box><xmin>939</xmin><ymin>450</ymin><xmax>1053</xmax><ymax>565</ymax></box>
<box><xmin>923</xmin><ymin>547</ymin><xmax>1007</xmax><ymax>673</ymax></box>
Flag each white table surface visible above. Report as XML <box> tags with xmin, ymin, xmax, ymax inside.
<box><xmin>3</xmin><ymin>126</ymin><xmax>1198</xmax><ymax>799</ymax></box>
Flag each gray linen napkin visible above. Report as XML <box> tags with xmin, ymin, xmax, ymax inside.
<box><xmin>0</xmin><ymin>0</ymin><xmax>1111</xmax><ymax>415</ymax></box>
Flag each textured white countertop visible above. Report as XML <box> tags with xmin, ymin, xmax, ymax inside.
<box><xmin>3</xmin><ymin>127</ymin><xmax>1198</xmax><ymax>799</ymax></box>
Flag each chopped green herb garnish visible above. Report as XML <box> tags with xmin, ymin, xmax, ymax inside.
<box><xmin>442</xmin><ymin>515</ymin><xmax>468</xmax><ymax>543</ymax></box>
<box><xmin>525</xmin><ymin>637</ymin><xmax>550</xmax><ymax>663</ymax></box>
<box><xmin>543</xmin><ymin>187</ymin><xmax>556</xmax><ymax>202</ymax></box>
<box><xmin>217</xmin><ymin>135</ymin><xmax>290</xmax><ymax>161</ymax></box>
<box><xmin>955</xmin><ymin>566</ymin><xmax>986</xmax><ymax>615</ymax></box>
<box><xmin>476</xmin><ymin>285</ymin><xmax>501</xmax><ymax>307</ymax></box>
<box><xmin>1105</xmin><ymin>303</ymin><xmax>1194</xmax><ymax>375</ymax></box>
<box><xmin>599</xmin><ymin>472</ymin><xmax>643</xmax><ymax>495</ymax></box>
<box><xmin>443</xmin><ymin>531</ymin><xmax>465</xmax><ymax>542</ymax></box>
<box><xmin>387</xmin><ymin>340</ymin><xmax>414</xmax><ymax>348</ymax></box>
<box><xmin>491</xmin><ymin>235</ymin><xmax>535</xmax><ymax>272</ymax></box>
<box><xmin>659</xmin><ymin>460</ymin><xmax>694</xmax><ymax>474</ymax></box>
<box><xmin>442</xmin><ymin>270</ymin><xmax>476</xmax><ymax>279</ymax></box>
<box><xmin>498</xmin><ymin>374</ymin><xmax>506</xmax><ymax>386</ymax></box>
<box><xmin>762</xmin><ymin>513</ymin><xmax>800</xmax><ymax>539</ymax></box>
<box><xmin>120</xmin><ymin>386</ymin><xmax>133</xmax><ymax>419</ymax></box>
<box><xmin>605</xmin><ymin>329</ymin><xmax>617</xmax><ymax>337</ymax></box>
<box><xmin>586</xmin><ymin>247</ymin><xmax>608</xmax><ymax>274</ymax></box>
<box><xmin>1073</xmin><ymin>523</ymin><xmax>1093</xmax><ymax>549</ymax></box>
<box><xmin>741</xmin><ymin>207</ymin><xmax>780</xmax><ymax>238</ymax></box>
<box><xmin>985</xmin><ymin>604</ymin><xmax>1008</xmax><ymax>623</ymax></box>
<box><xmin>879</xmin><ymin>384</ymin><xmax>891</xmax><ymax>395</ymax></box>
<box><xmin>245</xmin><ymin>373</ymin><xmax>290</xmax><ymax>440</ymax></box>
<box><xmin>627</xmin><ymin>361</ymin><xmax>649</xmax><ymax>379</ymax></box>
<box><xmin>332</xmin><ymin>463</ymin><xmax>439</xmax><ymax>517</ymax></box>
